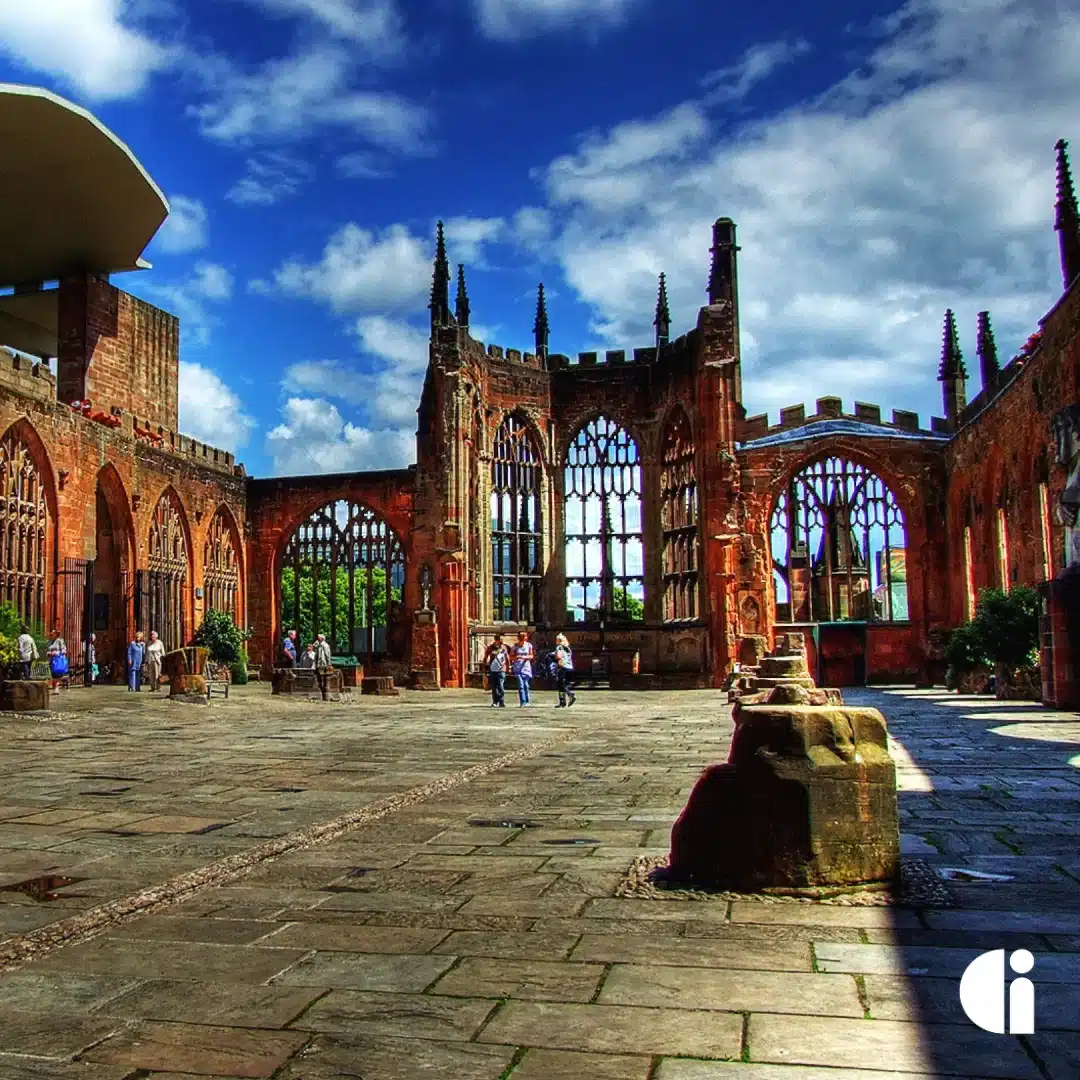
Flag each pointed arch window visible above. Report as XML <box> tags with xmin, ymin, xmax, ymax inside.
<box><xmin>0</xmin><ymin>430</ymin><xmax>48</xmax><ymax>627</ymax></box>
<box><xmin>564</xmin><ymin>416</ymin><xmax>644</xmax><ymax>622</ymax></box>
<box><xmin>280</xmin><ymin>501</ymin><xmax>405</xmax><ymax>656</ymax></box>
<box><xmin>770</xmin><ymin>457</ymin><xmax>907</xmax><ymax>623</ymax></box>
<box><xmin>143</xmin><ymin>492</ymin><xmax>189</xmax><ymax>651</ymax></box>
<box><xmin>204</xmin><ymin>509</ymin><xmax>240</xmax><ymax>622</ymax></box>
<box><xmin>467</xmin><ymin>395</ymin><xmax>483</xmax><ymax>622</ymax></box>
<box><xmin>490</xmin><ymin>415</ymin><xmax>542</xmax><ymax>622</ymax></box>
<box><xmin>661</xmin><ymin>410</ymin><xmax>698</xmax><ymax>620</ymax></box>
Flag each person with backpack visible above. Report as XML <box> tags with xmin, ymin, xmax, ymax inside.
<box><xmin>553</xmin><ymin>633</ymin><xmax>576</xmax><ymax>708</ymax></box>
<box><xmin>484</xmin><ymin>633</ymin><xmax>509</xmax><ymax>708</ymax></box>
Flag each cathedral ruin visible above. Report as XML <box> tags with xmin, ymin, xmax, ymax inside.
<box><xmin>0</xmin><ymin>83</ymin><xmax>1077</xmax><ymax>705</ymax></box>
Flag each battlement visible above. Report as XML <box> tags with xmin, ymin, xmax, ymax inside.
<box><xmin>0</xmin><ymin>346</ymin><xmax>56</xmax><ymax>404</ymax></box>
<box><xmin>130</xmin><ymin>414</ymin><xmax>239</xmax><ymax>476</ymax></box>
<box><xmin>738</xmin><ymin>396</ymin><xmax>949</xmax><ymax>444</ymax></box>
<box><xmin>463</xmin><ymin>327</ymin><xmax>697</xmax><ymax>374</ymax></box>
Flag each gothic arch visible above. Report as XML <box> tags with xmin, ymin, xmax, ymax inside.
<box><xmin>563</xmin><ymin>414</ymin><xmax>645</xmax><ymax>622</ymax></box>
<box><xmin>0</xmin><ymin>418</ymin><xmax>58</xmax><ymax>628</ymax></box>
<box><xmin>141</xmin><ymin>487</ymin><xmax>193</xmax><ymax>650</ymax></box>
<box><xmin>768</xmin><ymin>454</ymin><xmax>909</xmax><ymax>624</ymax></box>
<box><xmin>558</xmin><ymin>408</ymin><xmax>643</xmax><ymax>466</ymax></box>
<box><xmin>490</xmin><ymin>412</ymin><xmax>545</xmax><ymax>622</ymax></box>
<box><xmin>203</xmin><ymin>504</ymin><xmax>244</xmax><ymax>623</ymax></box>
<box><xmin>660</xmin><ymin>405</ymin><xmax>699</xmax><ymax>621</ymax></box>
<box><xmin>278</xmin><ymin>499</ymin><xmax>406</xmax><ymax>657</ymax></box>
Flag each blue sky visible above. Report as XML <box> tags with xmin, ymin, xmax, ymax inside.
<box><xmin>0</xmin><ymin>0</ymin><xmax>1074</xmax><ymax>477</ymax></box>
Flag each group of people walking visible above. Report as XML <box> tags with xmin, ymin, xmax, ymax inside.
<box><xmin>483</xmin><ymin>631</ymin><xmax>577</xmax><ymax>708</ymax></box>
<box><xmin>12</xmin><ymin>626</ymin><xmax>164</xmax><ymax>691</ymax></box>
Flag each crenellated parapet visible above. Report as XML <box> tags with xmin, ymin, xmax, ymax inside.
<box><xmin>738</xmin><ymin>396</ymin><xmax>950</xmax><ymax>445</ymax></box>
<box><xmin>0</xmin><ymin>346</ymin><xmax>56</xmax><ymax>404</ymax></box>
<box><xmin>130</xmin><ymin>414</ymin><xmax>240</xmax><ymax>475</ymax></box>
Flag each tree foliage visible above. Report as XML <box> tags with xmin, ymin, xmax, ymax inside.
<box><xmin>280</xmin><ymin>564</ymin><xmax>400</xmax><ymax>654</ymax></box>
<box><xmin>194</xmin><ymin>609</ymin><xmax>249</xmax><ymax>664</ymax></box>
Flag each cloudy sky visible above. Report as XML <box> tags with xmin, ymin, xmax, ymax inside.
<box><xmin>0</xmin><ymin>0</ymin><xmax>1074</xmax><ymax>475</ymax></box>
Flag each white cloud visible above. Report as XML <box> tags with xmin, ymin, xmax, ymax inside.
<box><xmin>530</xmin><ymin>0</ymin><xmax>1077</xmax><ymax>428</ymax></box>
<box><xmin>188</xmin><ymin>44</ymin><xmax>429</xmax><ymax>153</ymax></box>
<box><xmin>474</xmin><ymin>0</ymin><xmax>639</xmax><ymax>40</ymax></box>
<box><xmin>265</xmin><ymin>223</ymin><xmax>430</xmax><ymax>313</ymax></box>
<box><xmin>336</xmin><ymin>152</ymin><xmax>391</xmax><ymax>179</ymax></box>
<box><xmin>227</xmin><ymin>152</ymin><xmax>314</xmax><ymax>206</ymax></box>
<box><xmin>352</xmin><ymin>315</ymin><xmax>429</xmax><ymax>425</ymax></box>
<box><xmin>702</xmin><ymin>38</ymin><xmax>812</xmax><ymax>106</ymax></box>
<box><xmin>266</xmin><ymin>396</ymin><xmax>414</xmax><ymax>474</ymax></box>
<box><xmin>141</xmin><ymin>261</ymin><xmax>234</xmax><ymax>345</ymax></box>
<box><xmin>0</xmin><ymin>1</ymin><xmax>171</xmax><ymax>100</ymax></box>
<box><xmin>154</xmin><ymin>195</ymin><xmax>209</xmax><ymax>253</ymax></box>
<box><xmin>230</xmin><ymin>0</ymin><xmax>404</xmax><ymax>49</ymax></box>
<box><xmin>282</xmin><ymin>359</ymin><xmax>370</xmax><ymax>405</ymax></box>
<box><xmin>178</xmin><ymin>361</ymin><xmax>256</xmax><ymax>451</ymax></box>
<box><xmin>444</xmin><ymin>216</ymin><xmax>506</xmax><ymax>266</ymax></box>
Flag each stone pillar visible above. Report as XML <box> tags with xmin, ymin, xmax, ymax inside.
<box><xmin>439</xmin><ymin>551</ymin><xmax>467</xmax><ymax>687</ymax></box>
<box><xmin>409</xmin><ymin>608</ymin><xmax>441</xmax><ymax>690</ymax></box>
<box><xmin>641</xmin><ymin>454</ymin><xmax>664</xmax><ymax>623</ymax></box>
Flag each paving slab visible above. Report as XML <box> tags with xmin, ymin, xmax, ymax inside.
<box><xmin>291</xmin><ymin>988</ymin><xmax>496</xmax><ymax>1040</ymax></box>
<box><xmin>273</xmin><ymin>950</ymin><xmax>456</xmax><ymax>992</ymax></box>
<box><xmin>510</xmin><ymin>1047</ymin><xmax>654</xmax><ymax>1078</ymax></box>
<box><xmin>83</xmin><ymin>1020</ymin><xmax>309</xmax><ymax>1077</ymax></box>
<box><xmin>599</xmin><ymin>963</ymin><xmax>864</xmax><ymax>1016</ymax></box>
<box><xmin>431</xmin><ymin>957</ymin><xmax>606</xmax><ymax>1001</ymax></box>
<box><xmin>479</xmin><ymin>1000</ymin><xmax>743</xmax><ymax>1058</ymax></box>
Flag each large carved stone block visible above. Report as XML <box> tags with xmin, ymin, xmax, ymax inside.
<box><xmin>362</xmin><ymin>676</ymin><xmax>399</xmax><ymax>696</ymax></box>
<box><xmin>2</xmin><ymin>679</ymin><xmax>50</xmax><ymax>711</ymax></box>
<box><xmin>668</xmin><ymin>697</ymin><xmax>899</xmax><ymax>890</ymax></box>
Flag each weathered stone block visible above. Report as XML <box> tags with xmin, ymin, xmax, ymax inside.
<box><xmin>2</xmin><ymin>679</ymin><xmax>50</xmax><ymax>711</ymax></box>
<box><xmin>667</xmin><ymin>701</ymin><xmax>899</xmax><ymax>890</ymax></box>
<box><xmin>362</xmin><ymin>676</ymin><xmax>400</xmax><ymax>696</ymax></box>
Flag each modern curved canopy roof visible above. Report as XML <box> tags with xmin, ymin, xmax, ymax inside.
<box><xmin>0</xmin><ymin>83</ymin><xmax>168</xmax><ymax>287</ymax></box>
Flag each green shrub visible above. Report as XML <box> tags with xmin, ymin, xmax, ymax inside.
<box><xmin>230</xmin><ymin>649</ymin><xmax>249</xmax><ymax>685</ymax></box>
<box><xmin>194</xmin><ymin>609</ymin><xmax>250</xmax><ymax>665</ymax></box>
<box><xmin>0</xmin><ymin>633</ymin><xmax>18</xmax><ymax>672</ymax></box>
<box><xmin>945</xmin><ymin>587</ymin><xmax>1041</xmax><ymax>685</ymax></box>
<box><xmin>943</xmin><ymin>621</ymin><xmax>990</xmax><ymax>675</ymax></box>
<box><xmin>971</xmin><ymin>586</ymin><xmax>1040</xmax><ymax>670</ymax></box>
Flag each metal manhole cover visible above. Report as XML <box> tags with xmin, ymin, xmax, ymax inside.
<box><xmin>468</xmin><ymin>817</ymin><xmax>546</xmax><ymax>829</ymax></box>
<box><xmin>541</xmin><ymin>838</ymin><xmax>601</xmax><ymax>846</ymax></box>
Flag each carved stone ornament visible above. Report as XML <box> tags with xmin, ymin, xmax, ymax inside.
<box><xmin>1053</xmin><ymin>404</ymin><xmax>1080</xmax><ymax>567</ymax></box>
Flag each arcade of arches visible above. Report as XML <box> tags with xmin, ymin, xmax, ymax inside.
<box><xmin>0</xmin><ymin>211</ymin><xmax>1076</xmax><ymax>705</ymax></box>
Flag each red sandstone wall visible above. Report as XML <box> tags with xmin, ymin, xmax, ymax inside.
<box><xmin>57</xmin><ymin>275</ymin><xmax>179</xmax><ymax>431</ymax></box>
<box><xmin>945</xmin><ymin>282</ymin><xmax>1080</xmax><ymax>623</ymax></box>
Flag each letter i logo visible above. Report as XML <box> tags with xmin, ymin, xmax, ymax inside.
<box><xmin>959</xmin><ymin>949</ymin><xmax>1035</xmax><ymax>1034</ymax></box>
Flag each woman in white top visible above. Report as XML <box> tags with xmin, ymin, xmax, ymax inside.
<box><xmin>511</xmin><ymin>630</ymin><xmax>535</xmax><ymax>707</ymax></box>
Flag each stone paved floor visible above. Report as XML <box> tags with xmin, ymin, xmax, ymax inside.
<box><xmin>0</xmin><ymin>684</ymin><xmax>1078</xmax><ymax>1078</ymax></box>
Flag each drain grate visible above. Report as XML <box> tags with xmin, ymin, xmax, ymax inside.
<box><xmin>541</xmin><ymin>838</ymin><xmax>601</xmax><ymax>846</ymax></box>
<box><xmin>0</xmin><ymin>875</ymin><xmax>87</xmax><ymax>902</ymax></box>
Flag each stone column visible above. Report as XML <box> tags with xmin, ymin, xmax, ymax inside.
<box><xmin>641</xmin><ymin>454</ymin><xmax>664</xmax><ymax>623</ymax></box>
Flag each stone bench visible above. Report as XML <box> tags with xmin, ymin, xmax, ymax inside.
<box><xmin>272</xmin><ymin>668</ymin><xmax>345</xmax><ymax>697</ymax></box>
<box><xmin>361</xmin><ymin>676</ymin><xmax>399</xmax><ymax>696</ymax></box>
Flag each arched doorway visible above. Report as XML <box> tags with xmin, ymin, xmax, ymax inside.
<box><xmin>279</xmin><ymin>500</ymin><xmax>405</xmax><ymax>658</ymax></box>
<box><xmin>91</xmin><ymin>467</ymin><xmax>134</xmax><ymax>681</ymax></box>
